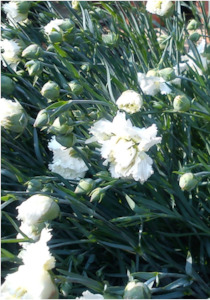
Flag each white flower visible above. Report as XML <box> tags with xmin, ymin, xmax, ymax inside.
<box><xmin>17</xmin><ymin>194</ymin><xmax>60</xmax><ymax>225</ymax></box>
<box><xmin>137</xmin><ymin>72</ymin><xmax>171</xmax><ymax>96</ymax></box>
<box><xmin>17</xmin><ymin>222</ymin><xmax>44</xmax><ymax>248</ymax></box>
<box><xmin>0</xmin><ymin>98</ymin><xmax>28</xmax><ymax>133</ymax></box>
<box><xmin>88</xmin><ymin>112</ymin><xmax>161</xmax><ymax>183</ymax></box>
<box><xmin>1</xmin><ymin>228</ymin><xmax>58</xmax><ymax>299</ymax></box>
<box><xmin>76</xmin><ymin>290</ymin><xmax>104</xmax><ymax>299</ymax></box>
<box><xmin>146</xmin><ymin>0</ymin><xmax>174</xmax><ymax>16</ymax></box>
<box><xmin>2</xmin><ymin>1</ymin><xmax>28</xmax><ymax>25</ymax></box>
<box><xmin>116</xmin><ymin>90</ymin><xmax>143</xmax><ymax>114</ymax></box>
<box><xmin>48</xmin><ymin>136</ymin><xmax>88</xmax><ymax>179</ymax></box>
<box><xmin>44</xmin><ymin>19</ymin><xmax>65</xmax><ymax>34</ymax></box>
<box><xmin>1</xmin><ymin>39</ymin><xmax>21</xmax><ymax>70</ymax></box>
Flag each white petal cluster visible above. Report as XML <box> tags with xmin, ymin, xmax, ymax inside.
<box><xmin>138</xmin><ymin>72</ymin><xmax>171</xmax><ymax>96</ymax></box>
<box><xmin>44</xmin><ymin>19</ymin><xmax>65</xmax><ymax>34</ymax></box>
<box><xmin>76</xmin><ymin>290</ymin><xmax>104</xmax><ymax>299</ymax></box>
<box><xmin>0</xmin><ymin>98</ymin><xmax>22</xmax><ymax>126</ymax></box>
<box><xmin>1</xmin><ymin>228</ymin><xmax>58</xmax><ymax>300</ymax></box>
<box><xmin>1</xmin><ymin>39</ymin><xmax>21</xmax><ymax>69</ymax></box>
<box><xmin>146</xmin><ymin>0</ymin><xmax>173</xmax><ymax>16</ymax></box>
<box><xmin>116</xmin><ymin>90</ymin><xmax>143</xmax><ymax>114</ymax></box>
<box><xmin>48</xmin><ymin>136</ymin><xmax>88</xmax><ymax>179</ymax></box>
<box><xmin>88</xmin><ymin>112</ymin><xmax>161</xmax><ymax>183</ymax></box>
<box><xmin>2</xmin><ymin>1</ymin><xmax>28</xmax><ymax>25</ymax></box>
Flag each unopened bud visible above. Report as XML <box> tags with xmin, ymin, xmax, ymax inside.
<box><xmin>179</xmin><ymin>173</ymin><xmax>199</xmax><ymax>191</ymax></box>
<box><xmin>41</xmin><ymin>81</ymin><xmax>60</xmax><ymax>100</ymax></box>
<box><xmin>173</xmin><ymin>95</ymin><xmax>190</xmax><ymax>112</ymax></box>
<box><xmin>34</xmin><ymin>109</ymin><xmax>49</xmax><ymax>128</ymax></box>
<box><xmin>49</xmin><ymin>116</ymin><xmax>73</xmax><ymax>135</ymax></box>
<box><xmin>49</xmin><ymin>31</ymin><xmax>63</xmax><ymax>44</ymax></box>
<box><xmin>59</xmin><ymin>19</ymin><xmax>74</xmax><ymax>32</ymax></box>
<box><xmin>189</xmin><ymin>32</ymin><xmax>200</xmax><ymax>43</ymax></box>
<box><xmin>0</xmin><ymin>98</ymin><xmax>28</xmax><ymax>133</ymax></box>
<box><xmin>187</xmin><ymin>19</ymin><xmax>199</xmax><ymax>31</ymax></box>
<box><xmin>25</xmin><ymin>60</ymin><xmax>43</xmax><ymax>76</ymax></box>
<box><xmin>146</xmin><ymin>69</ymin><xmax>159</xmax><ymax>77</ymax></box>
<box><xmin>68</xmin><ymin>80</ymin><xmax>83</xmax><ymax>95</ymax></box>
<box><xmin>22</xmin><ymin>44</ymin><xmax>43</xmax><ymax>59</ymax></box>
<box><xmin>75</xmin><ymin>178</ymin><xmax>95</xmax><ymax>195</ymax></box>
<box><xmin>90</xmin><ymin>187</ymin><xmax>106</xmax><ymax>202</ymax></box>
<box><xmin>124</xmin><ymin>281</ymin><xmax>151</xmax><ymax>299</ymax></box>
<box><xmin>56</xmin><ymin>133</ymin><xmax>77</xmax><ymax>148</ymax></box>
<box><xmin>158</xmin><ymin>67</ymin><xmax>176</xmax><ymax>81</ymax></box>
<box><xmin>26</xmin><ymin>179</ymin><xmax>43</xmax><ymax>192</ymax></box>
<box><xmin>157</xmin><ymin>34</ymin><xmax>169</xmax><ymax>50</ymax></box>
<box><xmin>1</xmin><ymin>76</ymin><xmax>15</xmax><ymax>95</ymax></box>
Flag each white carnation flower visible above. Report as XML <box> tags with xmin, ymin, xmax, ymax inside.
<box><xmin>44</xmin><ymin>19</ymin><xmax>65</xmax><ymax>34</ymax></box>
<box><xmin>1</xmin><ymin>39</ymin><xmax>21</xmax><ymax>70</ymax></box>
<box><xmin>89</xmin><ymin>112</ymin><xmax>161</xmax><ymax>183</ymax></box>
<box><xmin>146</xmin><ymin>0</ymin><xmax>174</xmax><ymax>16</ymax></box>
<box><xmin>17</xmin><ymin>222</ymin><xmax>44</xmax><ymax>248</ymax></box>
<box><xmin>48</xmin><ymin>136</ymin><xmax>88</xmax><ymax>179</ymax></box>
<box><xmin>17</xmin><ymin>194</ymin><xmax>60</xmax><ymax>225</ymax></box>
<box><xmin>116</xmin><ymin>90</ymin><xmax>143</xmax><ymax>114</ymax></box>
<box><xmin>2</xmin><ymin>1</ymin><xmax>28</xmax><ymax>25</ymax></box>
<box><xmin>137</xmin><ymin>72</ymin><xmax>171</xmax><ymax>96</ymax></box>
<box><xmin>76</xmin><ymin>290</ymin><xmax>104</xmax><ymax>299</ymax></box>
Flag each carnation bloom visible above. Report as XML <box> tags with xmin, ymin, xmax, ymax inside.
<box><xmin>76</xmin><ymin>290</ymin><xmax>104</xmax><ymax>299</ymax></box>
<box><xmin>17</xmin><ymin>222</ymin><xmax>44</xmax><ymax>248</ymax></box>
<box><xmin>0</xmin><ymin>98</ymin><xmax>28</xmax><ymax>133</ymax></box>
<box><xmin>1</xmin><ymin>229</ymin><xmax>58</xmax><ymax>299</ymax></box>
<box><xmin>137</xmin><ymin>72</ymin><xmax>171</xmax><ymax>96</ymax></box>
<box><xmin>2</xmin><ymin>1</ymin><xmax>28</xmax><ymax>25</ymax></box>
<box><xmin>17</xmin><ymin>194</ymin><xmax>60</xmax><ymax>225</ymax></box>
<box><xmin>44</xmin><ymin>19</ymin><xmax>66</xmax><ymax>34</ymax></box>
<box><xmin>1</xmin><ymin>39</ymin><xmax>21</xmax><ymax>70</ymax></box>
<box><xmin>48</xmin><ymin>136</ymin><xmax>88</xmax><ymax>179</ymax></box>
<box><xmin>116</xmin><ymin>90</ymin><xmax>143</xmax><ymax>114</ymax></box>
<box><xmin>146</xmin><ymin>0</ymin><xmax>174</xmax><ymax>17</ymax></box>
<box><xmin>87</xmin><ymin>112</ymin><xmax>161</xmax><ymax>183</ymax></box>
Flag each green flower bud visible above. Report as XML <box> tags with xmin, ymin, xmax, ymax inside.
<box><xmin>146</xmin><ymin>69</ymin><xmax>159</xmax><ymax>77</ymax></box>
<box><xmin>49</xmin><ymin>31</ymin><xmax>63</xmax><ymax>44</ymax></box>
<box><xmin>179</xmin><ymin>173</ymin><xmax>199</xmax><ymax>191</ymax></box>
<box><xmin>72</xmin><ymin>0</ymin><xmax>80</xmax><ymax>10</ymax></box>
<box><xmin>75</xmin><ymin>178</ymin><xmax>95</xmax><ymax>195</ymax></box>
<box><xmin>41</xmin><ymin>81</ymin><xmax>60</xmax><ymax>100</ymax></box>
<box><xmin>189</xmin><ymin>32</ymin><xmax>200</xmax><ymax>43</ymax></box>
<box><xmin>22</xmin><ymin>44</ymin><xmax>43</xmax><ymax>59</ymax></box>
<box><xmin>173</xmin><ymin>95</ymin><xmax>190</xmax><ymax>112</ymax></box>
<box><xmin>16</xmin><ymin>1</ymin><xmax>31</xmax><ymax>14</ymax></box>
<box><xmin>68</xmin><ymin>80</ymin><xmax>83</xmax><ymax>95</ymax></box>
<box><xmin>124</xmin><ymin>281</ymin><xmax>151</xmax><ymax>299</ymax></box>
<box><xmin>90</xmin><ymin>187</ymin><xmax>106</xmax><ymax>202</ymax></box>
<box><xmin>152</xmin><ymin>100</ymin><xmax>164</xmax><ymax>109</ymax></box>
<box><xmin>157</xmin><ymin>34</ymin><xmax>169</xmax><ymax>50</ymax></box>
<box><xmin>49</xmin><ymin>116</ymin><xmax>73</xmax><ymax>135</ymax></box>
<box><xmin>34</xmin><ymin>109</ymin><xmax>49</xmax><ymax>128</ymax></box>
<box><xmin>25</xmin><ymin>60</ymin><xmax>43</xmax><ymax>76</ymax></box>
<box><xmin>102</xmin><ymin>32</ymin><xmax>118</xmax><ymax>46</ymax></box>
<box><xmin>59</xmin><ymin>19</ymin><xmax>74</xmax><ymax>32</ymax></box>
<box><xmin>26</xmin><ymin>179</ymin><xmax>43</xmax><ymax>192</ymax></box>
<box><xmin>1</xmin><ymin>76</ymin><xmax>15</xmax><ymax>95</ymax></box>
<box><xmin>56</xmin><ymin>133</ymin><xmax>77</xmax><ymax>148</ymax></box>
<box><xmin>1</xmin><ymin>98</ymin><xmax>28</xmax><ymax>133</ymax></box>
<box><xmin>187</xmin><ymin>19</ymin><xmax>199</xmax><ymax>31</ymax></box>
<box><xmin>158</xmin><ymin>67</ymin><xmax>176</xmax><ymax>81</ymax></box>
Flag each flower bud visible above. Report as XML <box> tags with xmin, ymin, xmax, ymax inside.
<box><xmin>124</xmin><ymin>281</ymin><xmax>151</xmax><ymax>299</ymax></box>
<box><xmin>187</xmin><ymin>19</ymin><xmax>199</xmax><ymax>31</ymax></box>
<box><xmin>34</xmin><ymin>109</ymin><xmax>50</xmax><ymax>128</ymax></box>
<box><xmin>90</xmin><ymin>187</ymin><xmax>106</xmax><ymax>202</ymax></box>
<box><xmin>0</xmin><ymin>98</ymin><xmax>28</xmax><ymax>133</ymax></box>
<box><xmin>102</xmin><ymin>32</ymin><xmax>118</xmax><ymax>46</ymax></box>
<box><xmin>49</xmin><ymin>31</ymin><xmax>63</xmax><ymax>44</ymax></box>
<box><xmin>22</xmin><ymin>44</ymin><xmax>43</xmax><ymax>59</ymax></box>
<box><xmin>173</xmin><ymin>95</ymin><xmax>190</xmax><ymax>112</ymax></box>
<box><xmin>189</xmin><ymin>32</ymin><xmax>200</xmax><ymax>43</ymax></box>
<box><xmin>152</xmin><ymin>100</ymin><xmax>164</xmax><ymax>109</ymax></box>
<box><xmin>56</xmin><ymin>133</ymin><xmax>77</xmax><ymax>148</ymax></box>
<box><xmin>179</xmin><ymin>173</ymin><xmax>199</xmax><ymax>191</ymax></box>
<box><xmin>68</xmin><ymin>80</ymin><xmax>83</xmax><ymax>95</ymax></box>
<box><xmin>72</xmin><ymin>0</ymin><xmax>79</xmax><ymax>10</ymax></box>
<box><xmin>1</xmin><ymin>75</ymin><xmax>15</xmax><ymax>95</ymax></box>
<box><xmin>16</xmin><ymin>1</ymin><xmax>31</xmax><ymax>14</ymax></box>
<box><xmin>17</xmin><ymin>194</ymin><xmax>60</xmax><ymax>225</ymax></box>
<box><xmin>25</xmin><ymin>60</ymin><xmax>43</xmax><ymax>76</ymax></box>
<box><xmin>75</xmin><ymin>178</ymin><xmax>95</xmax><ymax>195</ymax></box>
<box><xmin>49</xmin><ymin>116</ymin><xmax>73</xmax><ymax>135</ymax></box>
<box><xmin>26</xmin><ymin>179</ymin><xmax>43</xmax><ymax>192</ymax></box>
<box><xmin>158</xmin><ymin>67</ymin><xmax>176</xmax><ymax>81</ymax></box>
<box><xmin>146</xmin><ymin>69</ymin><xmax>159</xmax><ymax>77</ymax></box>
<box><xmin>59</xmin><ymin>19</ymin><xmax>74</xmax><ymax>32</ymax></box>
<box><xmin>41</xmin><ymin>81</ymin><xmax>60</xmax><ymax>100</ymax></box>
<box><xmin>157</xmin><ymin>34</ymin><xmax>169</xmax><ymax>50</ymax></box>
